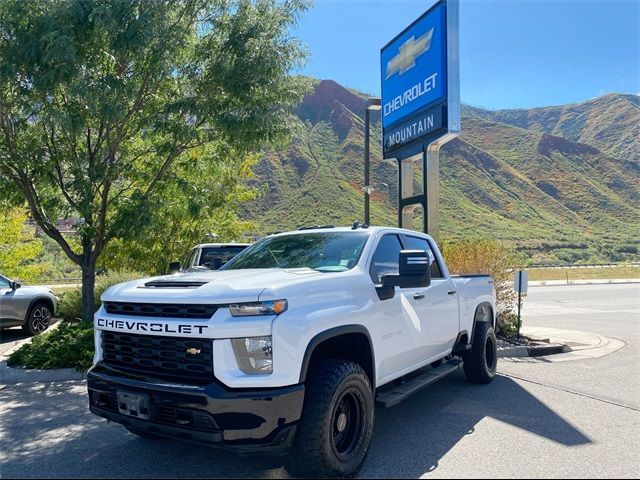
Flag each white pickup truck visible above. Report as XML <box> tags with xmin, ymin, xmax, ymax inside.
<box><xmin>87</xmin><ymin>225</ymin><xmax>497</xmax><ymax>478</ymax></box>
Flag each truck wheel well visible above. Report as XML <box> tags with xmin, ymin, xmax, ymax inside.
<box><xmin>471</xmin><ymin>303</ymin><xmax>495</xmax><ymax>337</ymax></box>
<box><xmin>300</xmin><ymin>327</ymin><xmax>375</xmax><ymax>390</ymax></box>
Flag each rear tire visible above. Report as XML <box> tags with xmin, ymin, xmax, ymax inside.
<box><xmin>463</xmin><ymin>320</ymin><xmax>497</xmax><ymax>384</ymax></box>
<box><xmin>23</xmin><ymin>302</ymin><xmax>52</xmax><ymax>336</ymax></box>
<box><xmin>285</xmin><ymin>360</ymin><xmax>374</xmax><ymax>478</ymax></box>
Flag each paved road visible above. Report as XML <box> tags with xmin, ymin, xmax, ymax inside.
<box><xmin>1</xmin><ymin>284</ymin><xmax>638</xmax><ymax>478</ymax></box>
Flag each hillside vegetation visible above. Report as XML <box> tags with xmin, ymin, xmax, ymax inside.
<box><xmin>242</xmin><ymin>80</ymin><xmax>640</xmax><ymax>264</ymax></box>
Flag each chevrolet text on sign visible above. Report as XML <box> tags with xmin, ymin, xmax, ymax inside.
<box><xmin>381</xmin><ymin>3</ymin><xmax>446</xmax><ymax>130</ymax></box>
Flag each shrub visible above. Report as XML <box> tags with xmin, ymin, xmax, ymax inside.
<box><xmin>7</xmin><ymin>321</ymin><xmax>94</xmax><ymax>371</ymax></box>
<box><xmin>57</xmin><ymin>272</ymin><xmax>142</xmax><ymax>321</ymax></box>
<box><xmin>441</xmin><ymin>239</ymin><xmax>524</xmax><ymax>336</ymax></box>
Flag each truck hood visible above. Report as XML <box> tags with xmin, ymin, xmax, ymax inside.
<box><xmin>101</xmin><ymin>268</ymin><xmax>324</xmax><ymax>304</ymax></box>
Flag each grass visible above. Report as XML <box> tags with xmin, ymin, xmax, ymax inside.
<box><xmin>527</xmin><ymin>266</ymin><xmax>640</xmax><ymax>281</ymax></box>
<box><xmin>7</xmin><ymin>321</ymin><xmax>94</xmax><ymax>371</ymax></box>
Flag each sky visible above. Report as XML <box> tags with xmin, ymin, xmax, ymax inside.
<box><xmin>293</xmin><ymin>0</ymin><xmax>640</xmax><ymax>109</ymax></box>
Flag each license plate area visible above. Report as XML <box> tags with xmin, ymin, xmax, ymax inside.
<box><xmin>117</xmin><ymin>391</ymin><xmax>151</xmax><ymax>420</ymax></box>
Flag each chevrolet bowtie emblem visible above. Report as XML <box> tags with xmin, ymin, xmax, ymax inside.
<box><xmin>186</xmin><ymin>347</ymin><xmax>201</xmax><ymax>355</ymax></box>
<box><xmin>386</xmin><ymin>28</ymin><xmax>434</xmax><ymax>79</ymax></box>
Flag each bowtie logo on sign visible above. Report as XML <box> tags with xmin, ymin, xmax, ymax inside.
<box><xmin>385</xmin><ymin>28</ymin><xmax>434</xmax><ymax>79</ymax></box>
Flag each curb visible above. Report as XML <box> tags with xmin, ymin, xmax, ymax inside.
<box><xmin>497</xmin><ymin>343</ymin><xmax>568</xmax><ymax>358</ymax></box>
<box><xmin>0</xmin><ymin>361</ymin><xmax>86</xmax><ymax>383</ymax></box>
<box><xmin>498</xmin><ymin>326</ymin><xmax>625</xmax><ymax>362</ymax></box>
<box><xmin>529</xmin><ymin>278</ymin><xmax>640</xmax><ymax>287</ymax></box>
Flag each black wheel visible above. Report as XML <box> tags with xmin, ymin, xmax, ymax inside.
<box><xmin>23</xmin><ymin>302</ymin><xmax>52</xmax><ymax>336</ymax></box>
<box><xmin>125</xmin><ymin>426</ymin><xmax>166</xmax><ymax>441</ymax></box>
<box><xmin>286</xmin><ymin>360</ymin><xmax>374</xmax><ymax>478</ymax></box>
<box><xmin>463</xmin><ymin>314</ymin><xmax>497</xmax><ymax>384</ymax></box>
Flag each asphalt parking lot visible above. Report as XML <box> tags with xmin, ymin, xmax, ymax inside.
<box><xmin>1</xmin><ymin>283</ymin><xmax>639</xmax><ymax>478</ymax></box>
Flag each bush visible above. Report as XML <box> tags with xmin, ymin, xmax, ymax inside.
<box><xmin>57</xmin><ymin>272</ymin><xmax>142</xmax><ymax>321</ymax></box>
<box><xmin>7</xmin><ymin>321</ymin><xmax>94</xmax><ymax>371</ymax></box>
<box><xmin>441</xmin><ymin>239</ymin><xmax>524</xmax><ymax>336</ymax></box>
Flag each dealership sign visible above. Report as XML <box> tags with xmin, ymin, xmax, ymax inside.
<box><xmin>381</xmin><ymin>0</ymin><xmax>459</xmax><ymax>155</ymax></box>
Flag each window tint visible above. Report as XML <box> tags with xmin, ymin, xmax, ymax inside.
<box><xmin>369</xmin><ymin>235</ymin><xmax>402</xmax><ymax>284</ymax></box>
<box><xmin>402</xmin><ymin>236</ymin><xmax>444</xmax><ymax>278</ymax></box>
<box><xmin>0</xmin><ymin>277</ymin><xmax>11</xmax><ymax>289</ymax></box>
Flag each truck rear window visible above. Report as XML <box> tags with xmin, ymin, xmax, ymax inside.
<box><xmin>223</xmin><ymin>232</ymin><xmax>369</xmax><ymax>272</ymax></box>
<box><xmin>199</xmin><ymin>246</ymin><xmax>247</xmax><ymax>268</ymax></box>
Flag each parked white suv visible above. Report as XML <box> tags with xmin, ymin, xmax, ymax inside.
<box><xmin>88</xmin><ymin>226</ymin><xmax>497</xmax><ymax>477</ymax></box>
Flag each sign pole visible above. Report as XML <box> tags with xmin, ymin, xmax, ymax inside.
<box><xmin>425</xmin><ymin>143</ymin><xmax>440</xmax><ymax>241</ymax></box>
<box><xmin>364</xmin><ymin>107</ymin><xmax>371</xmax><ymax>225</ymax></box>
<box><xmin>517</xmin><ymin>270</ymin><xmax>522</xmax><ymax>339</ymax></box>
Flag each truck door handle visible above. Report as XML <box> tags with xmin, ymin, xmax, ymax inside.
<box><xmin>448</xmin><ymin>290</ymin><xmax>457</xmax><ymax>295</ymax></box>
<box><xmin>413</xmin><ymin>293</ymin><xmax>425</xmax><ymax>300</ymax></box>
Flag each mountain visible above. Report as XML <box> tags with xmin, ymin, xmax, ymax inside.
<box><xmin>463</xmin><ymin>94</ymin><xmax>640</xmax><ymax>164</ymax></box>
<box><xmin>242</xmin><ymin>80</ymin><xmax>640</xmax><ymax>264</ymax></box>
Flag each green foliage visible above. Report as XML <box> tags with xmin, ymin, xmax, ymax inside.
<box><xmin>7</xmin><ymin>321</ymin><xmax>94</xmax><ymax>371</ymax></box>
<box><xmin>100</xmin><ymin>146</ymin><xmax>259</xmax><ymax>275</ymax></box>
<box><xmin>57</xmin><ymin>272</ymin><xmax>141</xmax><ymax>321</ymax></box>
<box><xmin>0</xmin><ymin>207</ymin><xmax>46</xmax><ymax>281</ymax></box>
<box><xmin>441</xmin><ymin>239</ymin><xmax>524</xmax><ymax>336</ymax></box>
<box><xmin>0</xmin><ymin>0</ymin><xmax>311</xmax><ymax>318</ymax></box>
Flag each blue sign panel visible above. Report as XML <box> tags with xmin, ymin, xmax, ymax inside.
<box><xmin>381</xmin><ymin>3</ymin><xmax>447</xmax><ymax>130</ymax></box>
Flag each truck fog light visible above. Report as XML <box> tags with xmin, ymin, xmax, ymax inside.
<box><xmin>231</xmin><ymin>336</ymin><xmax>273</xmax><ymax>374</ymax></box>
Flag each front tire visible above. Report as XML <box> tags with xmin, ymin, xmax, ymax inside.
<box><xmin>286</xmin><ymin>360</ymin><xmax>374</xmax><ymax>478</ymax></box>
<box><xmin>463</xmin><ymin>320</ymin><xmax>497</xmax><ymax>384</ymax></box>
<box><xmin>23</xmin><ymin>302</ymin><xmax>52</xmax><ymax>336</ymax></box>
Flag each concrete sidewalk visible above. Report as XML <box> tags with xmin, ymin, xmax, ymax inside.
<box><xmin>499</xmin><ymin>325</ymin><xmax>625</xmax><ymax>362</ymax></box>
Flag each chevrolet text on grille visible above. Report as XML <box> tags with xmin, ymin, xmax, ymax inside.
<box><xmin>96</xmin><ymin>318</ymin><xmax>209</xmax><ymax>335</ymax></box>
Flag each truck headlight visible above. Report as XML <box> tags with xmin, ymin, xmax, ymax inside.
<box><xmin>231</xmin><ymin>336</ymin><xmax>273</xmax><ymax>374</ymax></box>
<box><xmin>228</xmin><ymin>299</ymin><xmax>287</xmax><ymax>317</ymax></box>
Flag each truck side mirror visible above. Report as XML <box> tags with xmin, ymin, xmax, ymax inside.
<box><xmin>168</xmin><ymin>261</ymin><xmax>181</xmax><ymax>274</ymax></box>
<box><xmin>382</xmin><ymin>250</ymin><xmax>431</xmax><ymax>289</ymax></box>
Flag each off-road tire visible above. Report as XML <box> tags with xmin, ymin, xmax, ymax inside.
<box><xmin>286</xmin><ymin>360</ymin><xmax>374</xmax><ymax>478</ymax></box>
<box><xmin>22</xmin><ymin>302</ymin><xmax>52</xmax><ymax>336</ymax></box>
<box><xmin>463</xmin><ymin>320</ymin><xmax>497</xmax><ymax>384</ymax></box>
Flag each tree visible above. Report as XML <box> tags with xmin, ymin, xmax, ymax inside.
<box><xmin>0</xmin><ymin>207</ymin><xmax>47</xmax><ymax>282</ymax></box>
<box><xmin>0</xmin><ymin>0</ymin><xmax>310</xmax><ymax>320</ymax></box>
<box><xmin>100</xmin><ymin>145</ymin><xmax>259</xmax><ymax>275</ymax></box>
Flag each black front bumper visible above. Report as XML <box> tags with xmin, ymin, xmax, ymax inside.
<box><xmin>87</xmin><ymin>363</ymin><xmax>305</xmax><ymax>455</ymax></box>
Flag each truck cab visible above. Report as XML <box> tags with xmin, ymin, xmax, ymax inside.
<box><xmin>87</xmin><ymin>226</ymin><xmax>497</xmax><ymax>478</ymax></box>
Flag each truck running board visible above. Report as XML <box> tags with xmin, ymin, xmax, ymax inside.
<box><xmin>375</xmin><ymin>358</ymin><xmax>462</xmax><ymax>408</ymax></box>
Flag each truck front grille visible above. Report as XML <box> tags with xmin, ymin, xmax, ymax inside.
<box><xmin>101</xmin><ymin>332</ymin><xmax>214</xmax><ymax>383</ymax></box>
<box><xmin>103</xmin><ymin>302</ymin><xmax>217</xmax><ymax>319</ymax></box>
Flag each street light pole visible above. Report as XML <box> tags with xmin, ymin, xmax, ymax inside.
<box><xmin>363</xmin><ymin>98</ymin><xmax>381</xmax><ymax>225</ymax></box>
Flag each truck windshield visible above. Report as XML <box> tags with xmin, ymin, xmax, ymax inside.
<box><xmin>223</xmin><ymin>232</ymin><xmax>369</xmax><ymax>272</ymax></box>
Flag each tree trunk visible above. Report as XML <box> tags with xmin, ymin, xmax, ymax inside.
<box><xmin>81</xmin><ymin>260</ymin><xmax>96</xmax><ymax>322</ymax></box>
